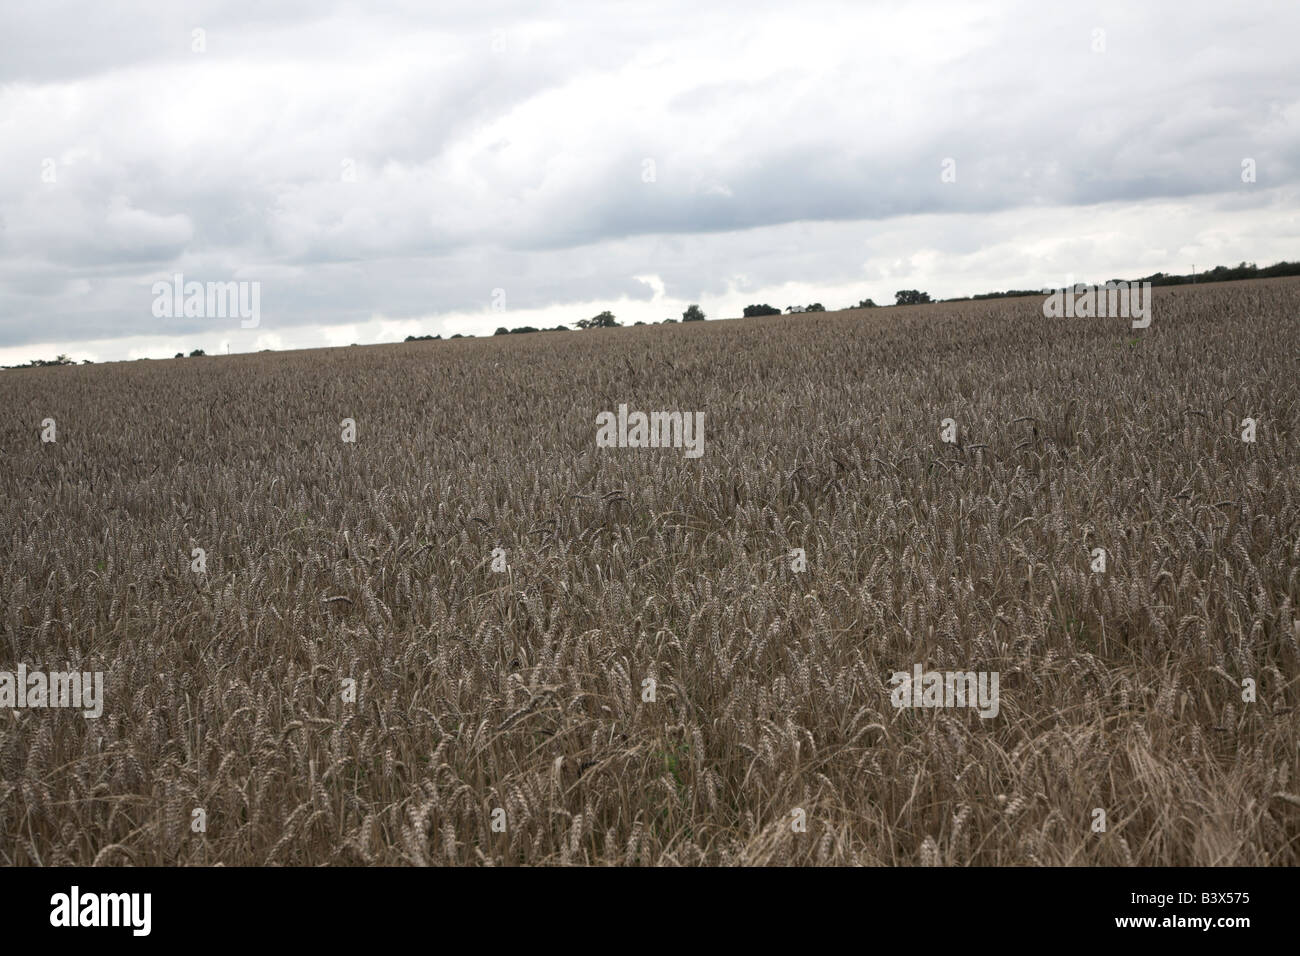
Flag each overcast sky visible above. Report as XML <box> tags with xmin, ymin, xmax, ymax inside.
<box><xmin>1</xmin><ymin>0</ymin><xmax>1297</xmax><ymax>362</ymax></box>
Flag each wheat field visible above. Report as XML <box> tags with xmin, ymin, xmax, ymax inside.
<box><xmin>1</xmin><ymin>277</ymin><xmax>1297</xmax><ymax>865</ymax></box>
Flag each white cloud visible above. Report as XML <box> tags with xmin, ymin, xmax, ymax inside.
<box><xmin>0</xmin><ymin>0</ymin><xmax>1297</xmax><ymax>359</ymax></box>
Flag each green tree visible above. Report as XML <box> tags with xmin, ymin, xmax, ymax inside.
<box><xmin>578</xmin><ymin>310</ymin><xmax>619</xmax><ymax>329</ymax></box>
<box><xmin>682</xmin><ymin>304</ymin><xmax>705</xmax><ymax>322</ymax></box>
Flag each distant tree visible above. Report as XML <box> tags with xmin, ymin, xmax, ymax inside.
<box><xmin>894</xmin><ymin>290</ymin><xmax>932</xmax><ymax>306</ymax></box>
<box><xmin>661</xmin><ymin>318</ymin><xmax>677</xmax><ymax>323</ymax></box>
<box><xmin>682</xmin><ymin>304</ymin><xmax>705</xmax><ymax>322</ymax></box>
<box><xmin>404</xmin><ymin>334</ymin><xmax>441</xmax><ymax>342</ymax></box>
<box><xmin>189</xmin><ymin>348</ymin><xmax>205</xmax><ymax>357</ymax></box>
<box><xmin>634</xmin><ymin>321</ymin><xmax>646</xmax><ymax>326</ymax></box>
<box><xmin>81</xmin><ymin>359</ymin><xmax>92</xmax><ymax>364</ymax></box>
<box><xmin>578</xmin><ymin>310</ymin><xmax>619</xmax><ymax>329</ymax></box>
<box><xmin>494</xmin><ymin>327</ymin><xmax>510</xmax><ymax>335</ymax></box>
<box><xmin>175</xmin><ymin>352</ymin><xmax>184</xmax><ymax>358</ymax></box>
<box><xmin>551</xmin><ymin>325</ymin><xmax>569</xmax><ymax>331</ymax></box>
<box><xmin>857</xmin><ymin>298</ymin><xmax>877</xmax><ymax>308</ymax></box>
<box><xmin>743</xmin><ymin>304</ymin><xmax>781</xmax><ymax>317</ymax></box>
<box><xmin>510</xmin><ymin>326</ymin><xmax>539</xmax><ymax>334</ymax></box>
<box><xmin>805</xmin><ymin>303</ymin><xmax>825</xmax><ymax>312</ymax></box>
<box><xmin>450</xmin><ymin>333</ymin><xmax>465</xmax><ymax>338</ymax></box>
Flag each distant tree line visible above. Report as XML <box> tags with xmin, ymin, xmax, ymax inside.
<box><xmin>744</xmin><ymin>292</ymin><xmax>924</xmax><ymax>314</ymax></box>
<box><xmin>20</xmin><ymin>258</ymin><xmax>1295</xmax><ymax>367</ymax></box>
<box><xmin>1138</xmin><ymin>260</ymin><xmax>1300</xmax><ymax>286</ymax></box>
<box><xmin>2</xmin><ymin>354</ymin><xmax>92</xmax><ymax>369</ymax></box>
<box><xmin>963</xmin><ymin>290</ymin><xmax>1044</xmax><ymax>301</ymax></box>
<box><xmin>479</xmin><ymin>303</ymin><xmax>710</xmax><ymax>335</ymax></box>
<box><xmin>940</xmin><ymin>260</ymin><xmax>1300</xmax><ymax>302</ymax></box>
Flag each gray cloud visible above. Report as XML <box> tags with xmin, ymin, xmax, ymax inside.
<box><xmin>1</xmin><ymin>0</ymin><xmax>1298</xmax><ymax>358</ymax></box>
